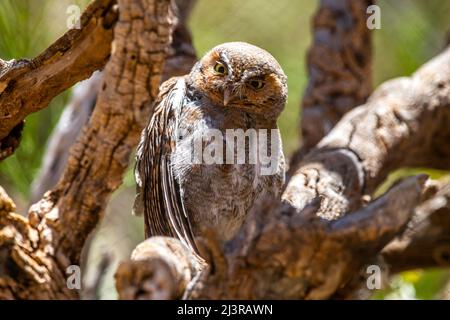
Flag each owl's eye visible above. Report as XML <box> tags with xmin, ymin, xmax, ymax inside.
<box><xmin>249</xmin><ymin>79</ymin><xmax>265</xmax><ymax>90</ymax></box>
<box><xmin>214</xmin><ymin>62</ymin><xmax>227</xmax><ymax>75</ymax></box>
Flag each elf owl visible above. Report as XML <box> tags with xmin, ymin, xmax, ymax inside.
<box><xmin>134</xmin><ymin>42</ymin><xmax>287</xmax><ymax>254</ymax></box>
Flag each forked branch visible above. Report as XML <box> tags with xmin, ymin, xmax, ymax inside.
<box><xmin>0</xmin><ymin>0</ymin><xmax>118</xmax><ymax>160</ymax></box>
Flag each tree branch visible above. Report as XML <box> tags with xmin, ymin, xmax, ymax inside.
<box><xmin>114</xmin><ymin>175</ymin><xmax>429</xmax><ymax>299</ymax></box>
<box><xmin>115</xmin><ymin>237</ymin><xmax>203</xmax><ymax>299</ymax></box>
<box><xmin>0</xmin><ymin>0</ymin><xmax>118</xmax><ymax>160</ymax></box>
<box><xmin>285</xmin><ymin>46</ymin><xmax>450</xmax><ymax>220</ymax></box>
<box><xmin>382</xmin><ymin>178</ymin><xmax>450</xmax><ymax>273</ymax></box>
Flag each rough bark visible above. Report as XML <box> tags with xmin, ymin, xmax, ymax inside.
<box><xmin>114</xmin><ymin>176</ymin><xmax>429</xmax><ymax>299</ymax></box>
<box><xmin>382</xmin><ymin>179</ymin><xmax>450</xmax><ymax>273</ymax></box>
<box><xmin>0</xmin><ymin>0</ymin><xmax>175</xmax><ymax>299</ymax></box>
<box><xmin>0</xmin><ymin>0</ymin><xmax>118</xmax><ymax>160</ymax></box>
<box><xmin>284</xmin><ymin>46</ymin><xmax>450</xmax><ymax>221</ymax></box>
<box><xmin>290</xmin><ymin>0</ymin><xmax>373</xmax><ymax>170</ymax></box>
<box><xmin>115</xmin><ymin>237</ymin><xmax>203</xmax><ymax>299</ymax></box>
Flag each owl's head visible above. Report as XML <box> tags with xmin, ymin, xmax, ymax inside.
<box><xmin>189</xmin><ymin>42</ymin><xmax>288</xmax><ymax>119</ymax></box>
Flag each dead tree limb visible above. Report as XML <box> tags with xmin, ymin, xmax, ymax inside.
<box><xmin>0</xmin><ymin>0</ymin><xmax>118</xmax><ymax>160</ymax></box>
<box><xmin>0</xmin><ymin>0</ymin><xmax>175</xmax><ymax>299</ymax></box>
<box><xmin>285</xmin><ymin>46</ymin><xmax>450</xmax><ymax>220</ymax></box>
<box><xmin>115</xmin><ymin>237</ymin><xmax>203</xmax><ymax>300</ymax></box>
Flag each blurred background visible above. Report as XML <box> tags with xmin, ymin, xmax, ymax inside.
<box><xmin>0</xmin><ymin>0</ymin><xmax>449</xmax><ymax>299</ymax></box>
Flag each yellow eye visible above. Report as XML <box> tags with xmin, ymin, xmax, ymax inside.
<box><xmin>214</xmin><ymin>62</ymin><xmax>227</xmax><ymax>74</ymax></box>
<box><xmin>249</xmin><ymin>79</ymin><xmax>265</xmax><ymax>90</ymax></box>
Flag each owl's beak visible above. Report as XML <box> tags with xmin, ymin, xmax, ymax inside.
<box><xmin>223</xmin><ymin>86</ymin><xmax>234</xmax><ymax>106</ymax></box>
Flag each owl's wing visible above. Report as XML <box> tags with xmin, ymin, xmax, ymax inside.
<box><xmin>134</xmin><ymin>77</ymin><xmax>199</xmax><ymax>254</ymax></box>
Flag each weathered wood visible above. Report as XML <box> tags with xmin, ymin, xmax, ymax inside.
<box><xmin>382</xmin><ymin>179</ymin><xmax>450</xmax><ymax>273</ymax></box>
<box><xmin>30</xmin><ymin>73</ymin><xmax>102</xmax><ymax>203</ymax></box>
<box><xmin>285</xmin><ymin>46</ymin><xmax>450</xmax><ymax>221</ymax></box>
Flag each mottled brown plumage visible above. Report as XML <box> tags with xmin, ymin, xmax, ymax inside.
<box><xmin>134</xmin><ymin>42</ymin><xmax>287</xmax><ymax>254</ymax></box>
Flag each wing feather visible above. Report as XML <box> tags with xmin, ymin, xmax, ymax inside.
<box><xmin>134</xmin><ymin>77</ymin><xmax>199</xmax><ymax>253</ymax></box>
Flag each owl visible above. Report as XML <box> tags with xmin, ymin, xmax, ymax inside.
<box><xmin>134</xmin><ymin>42</ymin><xmax>287</xmax><ymax>254</ymax></box>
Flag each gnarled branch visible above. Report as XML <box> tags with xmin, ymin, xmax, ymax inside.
<box><xmin>382</xmin><ymin>178</ymin><xmax>450</xmax><ymax>273</ymax></box>
<box><xmin>0</xmin><ymin>0</ymin><xmax>118</xmax><ymax>160</ymax></box>
<box><xmin>285</xmin><ymin>45</ymin><xmax>450</xmax><ymax>221</ymax></box>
